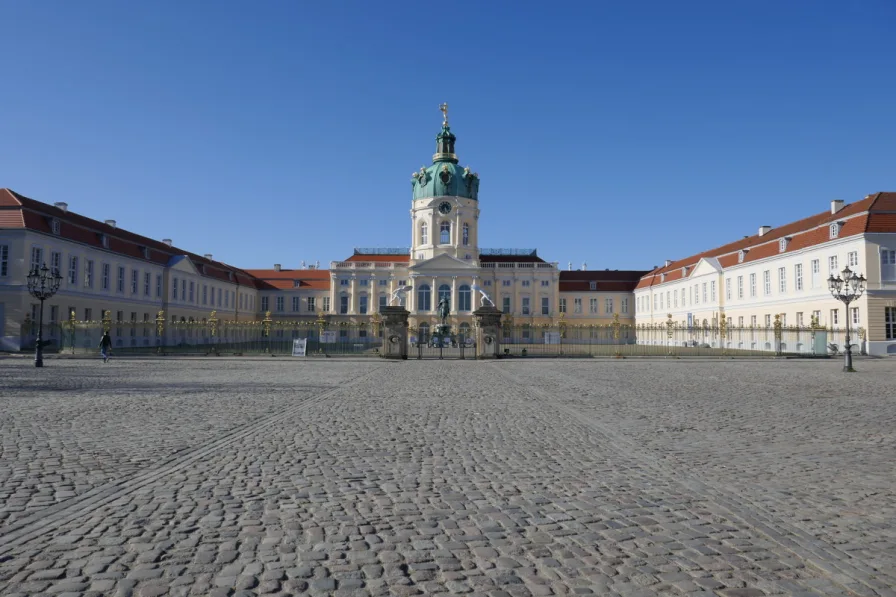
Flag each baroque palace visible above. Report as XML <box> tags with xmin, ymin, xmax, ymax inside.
<box><xmin>1</xmin><ymin>108</ymin><xmax>895</xmax><ymax>354</ymax></box>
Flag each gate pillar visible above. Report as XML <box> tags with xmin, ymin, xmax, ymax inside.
<box><xmin>380</xmin><ymin>306</ymin><xmax>410</xmax><ymax>360</ymax></box>
<box><xmin>473</xmin><ymin>306</ymin><xmax>502</xmax><ymax>359</ymax></box>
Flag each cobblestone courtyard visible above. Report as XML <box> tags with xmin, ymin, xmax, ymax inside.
<box><xmin>0</xmin><ymin>358</ymin><xmax>893</xmax><ymax>597</ymax></box>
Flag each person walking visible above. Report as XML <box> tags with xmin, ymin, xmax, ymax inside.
<box><xmin>99</xmin><ymin>331</ymin><xmax>112</xmax><ymax>363</ymax></box>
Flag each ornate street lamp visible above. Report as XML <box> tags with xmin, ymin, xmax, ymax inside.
<box><xmin>26</xmin><ymin>263</ymin><xmax>62</xmax><ymax>367</ymax></box>
<box><xmin>828</xmin><ymin>265</ymin><xmax>866</xmax><ymax>372</ymax></box>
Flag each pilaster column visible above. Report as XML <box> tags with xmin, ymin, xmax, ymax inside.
<box><xmin>451</xmin><ymin>276</ymin><xmax>458</xmax><ymax>314</ymax></box>
<box><xmin>370</xmin><ymin>274</ymin><xmax>377</xmax><ymax>313</ymax></box>
<box><xmin>408</xmin><ymin>276</ymin><xmax>416</xmax><ymax>313</ymax></box>
<box><xmin>350</xmin><ymin>275</ymin><xmax>357</xmax><ymax>314</ymax></box>
<box><xmin>432</xmin><ymin>276</ymin><xmax>437</xmax><ymax>311</ymax></box>
<box><xmin>472</xmin><ymin>275</ymin><xmax>480</xmax><ymax>311</ymax></box>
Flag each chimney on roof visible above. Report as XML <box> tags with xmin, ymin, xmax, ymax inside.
<box><xmin>831</xmin><ymin>199</ymin><xmax>844</xmax><ymax>214</ymax></box>
<box><xmin>664</xmin><ymin>259</ymin><xmax>672</xmax><ymax>267</ymax></box>
<box><xmin>274</xmin><ymin>264</ymin><xmax>281</xmax><ymax>271</ymax></box>
<box><xmin>162</xmin><ymin>239</ymin><xmax>172</xmax><ymax>247</ymax></box>
<box><xmin>315</xmin><ymin>260</ymin><xmax>320</xmax><ymax>269</ymax></box>
<box><xmin>758</xmin><ymin>225</ymin><xmax>772</xmax><ymax>237</ymax></box>
<box><xmin>568</xmin><ymin>262</ymin><xmax>572</xmax><ymax>271</ymax></box>
<box><xmin>301</xmin><ymin>260</ymin><xmax>306</xmax><ymax>269</ymax></box>
<box><xmin>581</xmin><ymin>262</ymin><xmax>587</xmax><ymax>270</ymax></box>
<box><xmin>204</xmin><ymin>254</ymin><xmax>213</xmax><ymax>260</ymax></box>
<box><xmin>105</xmin><ymin>219</ymin><xmax>116</xmax><ymax>229</ymax></box>
<box><xmin>54</xmin><ymin>202</ymin><xmax>68</xmax><ymax>213</ymax></box>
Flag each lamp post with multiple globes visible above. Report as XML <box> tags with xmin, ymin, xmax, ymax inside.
<box><xmin>828</xmin><ymin>265</ymin><xmax>866</xmax><ymax>372</ymax></box>
<box><xmin>26</xmin><ymin>263</ymin><xmax>63</xmax><ymax>368</ymax></box>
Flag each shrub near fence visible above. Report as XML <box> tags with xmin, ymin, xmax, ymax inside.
<box><xmin>19</xmin><ymin>316</ymin><xmax>859</xmax><ymax>358</ymax></box>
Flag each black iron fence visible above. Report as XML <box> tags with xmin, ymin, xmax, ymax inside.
<box><xmin>17</xmin><ymin>319</ymin><xmax>863</xmax><ymax>359</ymax></box>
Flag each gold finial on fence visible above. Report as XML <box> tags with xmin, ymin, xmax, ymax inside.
<box><xmin>102</xmin><ymin>310</ymin><xmax>112</xmax><ymax>333</ymax></box>
<box><xmin>209</xmin><ymin>310</ymin><xmax>218</xmax><ymax>337</ymax></box>
<box><xmin>262</xmin><ymin>311</ymin><xmax>272</xmax><ymax>337</ymax></box>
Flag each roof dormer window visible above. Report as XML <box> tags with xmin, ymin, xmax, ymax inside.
<box><xmin>830</xmin><ymin>222</ymin><xmax>843</xmax><ymax>239</ymax></box>
<box><xmin>737</xmin><ymin>250</ymin><xmax>747</xmax><ymax>263</ymax></box>
<box><xmin>589</xmin><ymin>281</ymin><xmax>597</xmax><ymax>290</ymax></box>
<box><xmin>99</xmin><ymin>233</ymin><xmax>110</xmax><ymax>249</ymax></box>
<box><xmin>50</xmin><ymin>218</ymin><xmax>61</xmax><ymax>235</ymax></box>
<box><xmin>294</xmin><ymin>280</ymin><xmax>301</xmax><ymax>288</ymax></box>
<box><xmin>142</xmin><ymin>246</ymin><xmax>151</xmax><ymax>259</ymax></box>
<box><xmin>660</xmin><ymin>273</ymin><xmax>666</xmax><ymax>282</ymax></box>
<box><xmin>779</xmin><ymin>237</ymin><xmax>790</xmax><ymax>253</ymax></box>
<box><xmin>682</xmin><ymin>266</ymin><xmax>689</xmax><ymax>277</ymax></box>
<box><xmin>227</xmin><ymin>271</ymin><xmax>234</xmax><ymax>282</ymax></box>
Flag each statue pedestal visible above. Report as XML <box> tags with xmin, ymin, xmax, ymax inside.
<box><xmin>380</xmin><ymin>306</ymin><xmax>410</xmax><ymax>360</ymax></box>
<box><xmin>473</xmin><ymin>306</ymin><xmax>502</xmax><ymax>359</ymax></box>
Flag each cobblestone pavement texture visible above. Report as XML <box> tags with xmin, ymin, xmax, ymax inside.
<box><xmin>0</xmin><ymin>358</ymin><xmax>892</xmax><ymax>597</ymax></box>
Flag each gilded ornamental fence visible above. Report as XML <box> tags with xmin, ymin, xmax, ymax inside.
<box><xmin>18</xmin><ymin>310</ymin><xmax>862</xmax><ymax>358</ymax></box>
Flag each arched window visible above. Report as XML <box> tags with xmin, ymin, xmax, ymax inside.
<box><xmin>438</xmin><ymin>284</ymin><xmax>451</xmax><ymax>305</ymax></box>
<box><xmin>440</xmin><ymin>222</ymin><xmax>450</xmax><ymax>244</ymax></box>
<box><xmin>418</xmin><ymin>322</ymin><xmax>430</xmax><ymax>342</ymax></box>
<box><xmin>462</xmin><ymin>223</ymin><xmax>469</xmax><ymax>246</ymax></box>
<box><xmin>418</xmin><ymin>284</ymin><xmax>431</xmax><ymax>311</ymax></box>
<box><xmin>421</xmin><ymin>222</ymin><xmax>428</xmax><ymax>245</ymax></box>
<box><xmin>458</xmin><ymin>284</ymin><xmax>471</xmax><ymax>311</ymax></box>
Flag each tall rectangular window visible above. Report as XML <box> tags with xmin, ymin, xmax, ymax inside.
<box><xmin>559</xmin><ymin>298</ymin><xmax>567</xmax><ymax>313</ymax></box>
<box><xmin>763</xmin><ymin>270</ymin><xmax>771</xmax><ymax>295</ymax></box>
<box><xmin>831</xmin><ymin>309</ymin><xmax>839</xmax><ymax>326</ymax></box>
<box><xmin>360</xmin><ymin>294</ymin><xmax>368</xmax><ymax>314</ymax></box>
<box><xmin>778</xmin><ymin>267</ymin><xmax>786</xmax><ymax>293</ymax></box>
<box><xmin>521</xmin><ymin>297</ymin><xmax>530</xmax><ymax>315</ymax></box>
<box><xmin>795</xmin><ymin>263</ymin><xmax>803</xmax><ymax>291</ymax></box>
<box><xmin>309</xmin><ymin>296</ymin><xmax>317</xmax><ymax>312</ymax></box>
<box><xmin>217</xmin><ymin>288</ymin><xmax>222</xmax><ymax>305</ymax></box>
<box><xmin>749</xmin><ymin>273</ymin><xmax>756</xmax><ymax>297</ymax></box>
<box><xmin>339</xmin><ymin>295</ymin><xmax>349</xmax><ymax>314</ymax></box>
<box><xmin>102</xmin><ymin>264</ymin><xmax>110</xmax><ymax>290</ymax></box>
<box><xmin>379</xmin><ymin>294</ymin><xmax>388</xmax><ymax>310</ymax></box>
<box><xmin>605</xmin><ymin>297</ymin><xmax>613</xmax><ymax>314</ymax></box>
<box><xmin>848</xmin><ymin>251</ymin><xmax>858</xmax><ymax>267</ymax></box>
<box><xmin>261</xmin><ymin>296</ymin><xmax>269</xmax><ymax>312</ymax></box>
<box><xmin>117</xmin><ymin>266</ymin><xmax>125</xmax><ymax>292</ymax></box>
<box><xmin>172</xmin><ymin>278</ymin><xmax>178</xmax><ymax>299</ymax></box>
<box><xmin>881</xmin><ymin>250</ymin><xmax>896</xmax><ymax>281</ymax></box>
<box><xmin>811</xmin><ymin>259</ymin><xmax>820</xmax><ymax>288</ymax></box>
<box><xmin>156</xmin><ymin>274</ymin><xmax>162</xmax><ymax>297</ymax></box>
<box><xmin>702</xmin><ymin>283</ymin><xmax>707</xmax><ymax>303</ymax></box>
<box><xmin>276</xmin><ymin>296</ymin><xmax>284</xmax><ymax>312</ymax></box>
<box><xmin>131</xmin><ymin>269</ymin><xmax>138</xmax><ymax>294</ymax></box>
<box><xmin>502</xmin><ymin>296</ymin><xmax>511</xmax><ymax>314</ymax></box>
<box><xmin>851</xmin><ymin>307</ymin><xmax>859</xmax><ymax>325</ymax></box>
<box><xmin>30</xmin><ymin>246</ymin><xmax>43</xmax><ymax>271</ymax></box>
<box><xmin>50</xmin><ymin>251</ymin><xmax>61</xmax><ymax>275</ymax></box>
<box><xmin>292</xmin><ymin>296</ymin><xmax>300</xmax><ymax>311</ymax></box>
<box><xmin>322</xmin><ymin>296</ymin><xmax>330</xmax><ymax>312</ymax></box>
<box><xmin>590</xmin><ymin>298</ymin><xmax>598</xmax><ymax>314</ymax></box>
<box><xmin>84</xmin><ymin>308</ymin><xmax>92</xmax><ymax>321</ymax></box>
<box><xmin>0</xmin><ymin>245</ymin><xmax>8</xmax><ymax>277</ymax></box>
<box><xmin>725</xmin><ymin>278</ymin><xmax>731</xmax><ymax>300</ymax></box>
<box><xmin>144</xmin><ymin>272</ymin><xmax>151</xmax><ymax>296</ymax></box>
<box><xmin>542</xmin><ymin>297</ymin><xmax>549</xmax><ymax>315</ymax></box>
<box><xmin>68</xmin><ymin>255</ymin><xmax>79</xmax><ymax>285</ymax></box>
<box><xmin>202</xmin><ymin>285</ymin><xmax>208</xmax><ymax>305</ymax></box>
<box><xmin>828</xmin><ymin>255</ymin><xmax>838</xmax><ymax>273</ymax></box>
<box><xmin>710</xmin><ymin>281</ymin><xmax>716</xmax><ymax>302</ymax></box>
<box><xmin>189</xmin><ymin>281</ymin><xmax>194</xmax><ymax>302</ymax></box>
<box><xmin>210</xmin><ymin>286</ymin><xmax>215</xmax><ymax>306</ymax></box>
<box><xmin>85</xmin><ymin>260</ymin><xmax>94</xmax><ymax>288</ymax></box>
<box><xmin>886</xmin><ymin>307</ymin><xmax>895</xmax><ymax>339</ymax></box>
<box><xmin>737</xmin><ymin>276</ymin><xmax>743</xmax><ymax>299</ymax></box>
<box><xmin>622</xmin><ymin>297</ymin><xmax>628</xmax><ymax>314</ymax></box>
<box><xmin>574</xmin><ymin>297</ymin><xmax>582</xmax><ymax>313</ymax></box>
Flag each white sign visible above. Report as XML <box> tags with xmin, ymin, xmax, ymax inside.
<box><xmin>544</xmin><ymin>332</ymin><xmax>561</xmax><ymax>345</ymax></box>
<box><xmin>320</xmin><ymin>331</ymin><xmax>338</xmax><ymax>343</ymax></box>
<box><xmin>292</xmin><ymin>338</ymin><xmax>307</xmax><ymax>357</ymax></box>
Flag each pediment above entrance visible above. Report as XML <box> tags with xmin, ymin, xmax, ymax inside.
<box><xmin>409</xmin><ymin>253</ymin><xmax>478</xmax><ymax>273</ymax></box>
<box><xmin>167</xmin><ymin>255</ymin><xmax>200</xmax><ymax>275</ymax></box>
<box><xmin>689</xmin><ymin>257</ymin><xmax>722</xmax><ymax>278</ymax></box>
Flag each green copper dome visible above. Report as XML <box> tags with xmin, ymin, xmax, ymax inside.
<box><xmin>411</xmin><ymin>122</ymin><xmax>480</xmax><ymax>200</ymax></box>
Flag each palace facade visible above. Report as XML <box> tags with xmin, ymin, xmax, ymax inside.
<box><xmin>1</xmin><ymin>111</ymin><xmax>894</xmax><ymax>354</ymax></box>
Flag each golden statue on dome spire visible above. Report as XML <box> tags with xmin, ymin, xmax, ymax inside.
<box><xmin>439</xmin><ymin>102</ymin><xmax>449</xmax><ymax>126</ymax></box>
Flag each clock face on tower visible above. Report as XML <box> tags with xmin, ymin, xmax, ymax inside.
<box><xmin>438</xmin><ymin>201</ymin><xmax>452</xmax><ymax>215</ymax></box>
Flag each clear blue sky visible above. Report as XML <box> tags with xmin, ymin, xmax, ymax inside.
<box><xmin>2</xmin><ymin>1</ymin><xmax>894</xmax><ymax>272</ymax></box>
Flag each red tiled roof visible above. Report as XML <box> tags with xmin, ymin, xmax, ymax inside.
<box><xmin>560</xmin><ymin>270</ymin><xmax>646</xmax><ymax>282</ymax></box>
<box><xmin>245</xmin><ymin>269</ymin><xmax>332</xmax><ymax>292</ymax></box>
<box><xmin>346</xmin><ymin>254</ymin><xmax>409</xmax><ymax>262</ymax></box>
<box><xmin>1</xmin><ymin>188</ymin><xmax>257</xmax><ymax>285</ymax></box>
<box><xmin>636</xmin><ymin>192</ymin><xmax>896</xmax><ymax>290</ymax></box>
<box><xmin>559</xmin><ymin>280</ymin><xmax>640</xmax><ymax>292</ymax></box>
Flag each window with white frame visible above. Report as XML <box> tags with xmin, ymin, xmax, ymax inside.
<box><xmin>261</xmin><ymin>296</ymin><xmax>269</xmax><ymax>311</ymax></box>
<box><xmin>778</xmin><ymin>267</ymin><xmax>786</xmax><ymax>293</ymax></box>
<box><xmin>130</xmin><ymin>269</ymin><xmax>138</xmax><ymax>294</ymax></box>
<box><xmin>440</xmin><ymin>222</ymin><xmax>450</xmax><ymax>244</ymax></box>
<box><xmin>725</xmin><ymin>278</ymin><xmax>731</xmax><ymax>300</ymax></box>
<box><xmin>673</xmin><ymin>291</ymin><xmax>678</xmax><ymax>308</ymax></box>
<box><xmin>521</xmin><ymin>297</ymin><xmax>530</xmax><ymax>315</ymax></box>
<box><xmin>102</xmin><ymin>263</ymin><xmax>111</xmax><ymax>290</ymax></box>
<box><xmin>666</xmin><ymin>291</ymin><xmax>670</xmax><ymax>308</ymax></box>
<box><xmin>307</xmin><ymin>296</ymin><xmax>316</xmax><ymax>312</ymax></box>
<box><xmin>779</xmin><ymin>238</ymin><xmax>787</xmax><ymax>252</ymax></box>
<box><xmin>748</xmin><ymin>273</ymin><xmax>756</xmax><ymax>297</ymax></box>
<box><xmin>172</xmin><ymin>277</ymin><xmax>178</xmax><ymax>299</ymax></box>
<box><xmin>117</xmin><ymin>266</ymin><xmax>125</xmax><ymax>292</ymax></box>
<box><xmin>502</xmin><ymin>296</ymin><xmax>511</xmax><ymax>314</ymax></box>
<box><xmin>765</xmin><ymin>314</ymin><xmax>771</xmax><ymax>327</ymax></box>
<box><xmin>811</xmin><ymin>259</ymin><xmax>820</xmax><ymax>288</ymax></box>
<box><xmin>188</xmin><ymin>281</ymin><xmax>194</xmax><ymax>302</ymax></box>
<box><xmin>880</xmin><ymin>249</ymin><xmax>896</xmax><ymax>281</ymax></box>
<box><xmin>322</xmin><ymin>296</ymin><xmax>330</xmax><ymax>312</ymax></box>
<box><xmin>829</xmin><ymin>223</ymin><xmax>840</xmax><ymax>239</ymax></box>
<box><xmin>795</xmin><ymin>263</ymin><xmax>803</xmax><ymax>291</ymax></box>
<box><xmin>541</xmin><ymin>280</ymin><xmax>549</xmax><ymax>287</ymax></box>
<box><xmin>574</xmin><ymin>297</ymin><xmax>582</xmax><ymax>313</ymax></box>
<box><xmin>502</xmin><ymin>280</ymin><xmax>511</xmax><ymax>287</ymax></box>
<box><xmin>359</xmin><ymin>279</ymin><xmax>369</xmax><ymax>287</ymax></box>
<box><xmin>521</xmin><ymin>280</ymin><xmax>530</xmax><ymax>287</ymax></box>
<box><xmin>763</xmin><ymin>270</ymin><xmax>771</xmax><ymax>295</ymax></box>
<box><xmin>751</xmin><ymin>315</ymin><xmax>757</xmax><ymax>327</ymax></box>
<box><xmin>291</xmin><ymin>296</ymin><xmax>300</xmax><ymax>312</ymax></box>
<box><xmin>50</xmin><ymin>251</ymin><xmax>61</xmax><ymax>275</ymax></box>
<box><xmin>538</xmin><ymin>296</ymin><xmax>548</xmax><ymax>315</ymax></box>
<box><xmin>68</xmin><ymin>255</ymin><xmax>79</xmax><ymax>284</ymax></box>
<box><xmin>659</xmin><ymin>293</ymin><xmax>663</xmax><ymax>309</ymax></box>
<box><xmin>828</xmin><ymin>255</ymin><xmax>838</xmax><ymax>273</ymax></box>
<box><xmin>847</xmin><ymin>251</ymin><xmax>858</xmax><ymax>267</ymax></box>
<box><xmin>710</xmin><ymin>280</ymin><xmax>716</xmax><ymax>302</ymax></box>
<box><xmin>796</xmin><ymin>312</ymin><xmax>804</xmax><ymax>327</ymax></box>
<box><xmin>589</xmin><ymin>281</ymin><xmax>597</xmax><ymax>290</ymax></box>
<box><xmin>216</xmin><ymin>287</ymin><xmax>221</xmax><ymax>305</ymax></box>
<box><xmin>85</xmin><ymin>260</ymin><xmax>94</xmax><ymax>288</ymax></box>
<box><xmin>339</xmin><ymin>294</ymin><xmax>349</xmax><ymax>314</ymax></box>
<box><xmin>589</xmin><ymin>298</ymin><xmax>598</xmax><ymax>313</ymax></box>
<box><xmin>654</xmin><ymin>294</ymin><xmax>658</xmax><ymax>310</ymax></box>
<box><xmin>559</xmin><ymin>298</ymin><xmax>567</xmax><ymax>313</ymax></box>
<box><xmin>622</xmin><ymin>297</ymin><xmax>629</xmax><ymax>314</ymax></box>
<box><xmin>359</xmin><ymin>294</ymin><xmax>368</xmax><ymax>314</ymax></box>
<box><xmin>420</xmin><ymin>222</ymin><xmax>428</xmax><ymax>245</ymax></box>
<box><xmin>851</xmin><ymin>307</ymin><xmax>859</xmax><ymax>325</ymax></box>
<box><xmin>340</xmin><ymin>279</ymin><xmax>349</xmax><ymax>286</ymax></box>
<box><xmin>693</xmin><ymin>284</ymin><xmax>699</xmax><ymax>304</ymax></box>
<box><xmin>702</xmin><ymin>283</ymin><xmax>707</xmax><ymax>303</ymax></box>
<box><xmin>886</xmin><ymin>307</ymin><xmax>895</xmax><ymax>339</ymax></box>
<box><xmin>605</xmin><ymin>298</ymin><xmax>613</xmax><ymax>314</ymax></box>
<box><xmin>738</xmin><ymin>316</ymin><xmax>744</xmax><ymax>327</ymax></box>
<box><xmin>681</xmin><ymin>287</ymin><xmax>685</xmax><ymax>306</ymax></box>
<box><xmin>458</xmin><ymin>285</ymin><xmax>471</xmax><ymax>311</ymax></box>
<box><xmin>462</xmin><ymin>223</ymin><xmax>469</xmax><ymax>246</ymax></box>
<box><xmin>483</xmin><ymin>280</ymin><xmax>491</xmax><ymax>286</ymax></box>
<box><xmin>831</xmin><ymin>309</ymin><xmax>839</xmax><ymax>325</ymax></box>
<box><xmin>737</xmin><ymin>276</ymin><xmax>743</xmax><ymax>299</ymax></box>
<box><xmin>30</xmin><ymin>246</ymin><xmax>43</xmax><ymax>271</ymax></box>
<box><xmin>379</xmin><ymin>293</ymin><xmax>388</xmax><ymax>310</ymax></box>
<box><xmin>144</xmin><ymin>272</ymin><xmax>151</xmax><ymax>296</ymax></box>
<box><xmin>0</xmin><ymin>244</ymin><xmax>8</xmax><ymax>277</ymax></box>
<box><xmin>378</xmin><ymin>279</ymin><xmax>388</xmax><ymax>287</ymax></box>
